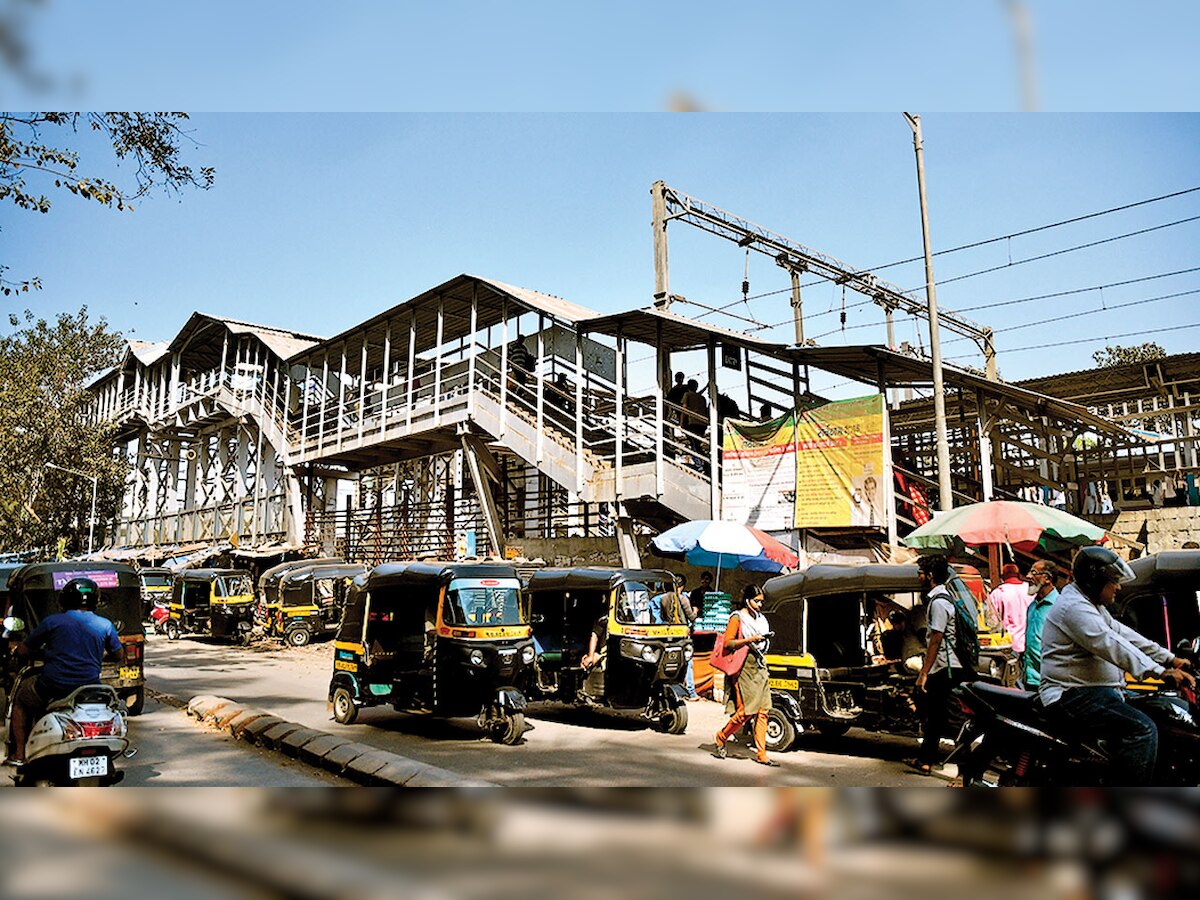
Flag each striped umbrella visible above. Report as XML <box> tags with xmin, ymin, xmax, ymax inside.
<box><xmin>903</xmin><ymin>499</ymin><xmax>1107</xmax><ymax>554</ymax></box>
<box><xmin>649</xmin><ymin>520</ymin><xmax>799</xmax><ymax>588</ymax></box>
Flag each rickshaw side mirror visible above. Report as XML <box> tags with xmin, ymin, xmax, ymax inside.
<box><xmin>3</xmin><ymin>616</ymin><xmax>25</xmax><ymax>634</ymax></box>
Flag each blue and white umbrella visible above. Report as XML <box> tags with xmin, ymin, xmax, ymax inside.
<box><xmin>649</xmin><ymin>520</ymin><xmax>798</xmax><ymax>586</ymax></box>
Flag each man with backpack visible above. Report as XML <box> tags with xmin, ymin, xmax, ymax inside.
<box><xmin>909</xmin><ymin>555</ymin><xmax>976</xmax><ymax>775</ymax></box>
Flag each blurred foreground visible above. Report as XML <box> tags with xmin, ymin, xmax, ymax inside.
<box><xmin>1</xmin><ymin>788</ymin><xmax>1196</xmax><ymax>900</ymax></box>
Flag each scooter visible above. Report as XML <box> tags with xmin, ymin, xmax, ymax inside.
<box><xmin>947</xmin><ymin>653</ymin><xmax>1200</xmax><ymax>786</ymax></box>
<box><xmin>149</xmin><ymin>599</ymin><xmax>170</xmax><ymax>635</ymax></box>
<box><xmin>4</xmin><ymin>666</ymin><xmax>136</xmax><ymax>786</ymax></box>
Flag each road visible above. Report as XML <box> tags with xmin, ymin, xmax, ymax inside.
<box><xmin>144</xmin><ymin>633</ymin><xmax>942</xmax><ymax>786</ymax></box>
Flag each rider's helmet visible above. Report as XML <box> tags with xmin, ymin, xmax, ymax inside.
<box><xmin>60</xmin><ymin>577</ymin><xmax>100</xmax><ymax>611</ymax></box>
<box><xmin>1071</xmin><ymin>545</ymin><xmax>1134</xmax><ymax>603</ymax></box>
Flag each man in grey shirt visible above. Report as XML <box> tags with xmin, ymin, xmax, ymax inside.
<box><xmin>1040</xmin><ymin>546</ymin><xmax>1194</xmax><ymax>784</ymax></box>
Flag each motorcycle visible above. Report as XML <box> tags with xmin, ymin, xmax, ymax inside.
<box><xmin>149</xmin><ymin>599</ymin><xmax>170</xmax><ymax>635</ymax></box>
<box><xmin>4</xmin><ymin>665</ymin><xmax>137</xmax><ymax>786</ymax></box>
<box><xmin>948</xmin><ymin>640</ymin><xmax>1200</xmax><ymax>786</ymax></box>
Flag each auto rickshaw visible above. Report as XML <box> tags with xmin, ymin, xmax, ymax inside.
<box><xmin>257</xmin><ymin>556</ymin><xmax>344</xmax><ymax>633</ymax></box>
<box><xmin>137</xmin><ymin>566</ymin><xmax>174</xmax><ymax>619</ymax></box>
<box><xmin>1115</xmin><ymin>549</ymin><xmax>1200</xmax><ymax>688</ymax></box>
<box><xmin>274</xmin><ymin>562</ymin><xmax>366</xmax><ymax>646</ymax></box>
<box><xmin>523</xmin><ymin>567</ymin><xmax>692</xmax><ymax>734</ymax></box>
<box><xmin>759</xmin><ymin>562</ymin><xmax>992</xmax><ymax>752</ymax></box>
<box><xmin>166</xmin><ymin>568</ymin><xmax>256</xmax><ymax>643</ymax></box>
<box><xmin>328</xmin><ymin>561</ymin><xmax>533</xmax><ymax>744</ymax></box>
<box><xmin>3</xmin><ymin>562</ymin><xmax>147</xmax><ymax>715</ymax></box>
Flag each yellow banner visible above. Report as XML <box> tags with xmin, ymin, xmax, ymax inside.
<box><xmin>722</xmin><ymin>414</ymin><xmax>798</xmax><ymax>531</ymax></box>
<box><xmin>793</xmin><ymin>394</ymin><xmax>886</xmax><ymax>528</ymax></box>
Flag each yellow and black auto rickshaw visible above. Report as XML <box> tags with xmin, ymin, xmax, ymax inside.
<box><xmin>274</xmin><ymin>562</ymin><xmax>366</xmax><ymax>646</ymax></box>
<box><xmin>523</xmin><ymin>567</ymin><xmax>692</xmax><ymax>734</ymax></box>
<box><xmin>256</xmin><ymin>557</ymin><xmax>343</xmax><ymax>634</ymax></box>
<box><xmin>759</xmin><ymin>562</ymin><xmax>991</xmax><ymax>752</ymax></box>
<box><xmin>4</xmin><ymin>562</ymin><xmax>147</xmax><ymax>715</ymax></box>
<box><xmin>329</xmin><ymin>561</ymin><xmax>533</xmax><ymax>744</ymax></box>
<box><xmin>166</xmin><ymin>568</ymin><xmax>256</xmax><ymax>643</ymax></box>
<box><xmin>1116</xmin><ymin>549</ymin><xmax>1200</xmax><ymax>691</ymax></box>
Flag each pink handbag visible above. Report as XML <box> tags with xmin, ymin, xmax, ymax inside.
<box><xmin>710</xmin><ymin>618</ymin><xmax>749</xmax><ymax>676</ymax></box>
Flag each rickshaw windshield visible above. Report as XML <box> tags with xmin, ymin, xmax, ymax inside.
<box><xmin>141</xmin><ymin>573</ymin><xmax>172</xmax><ymax>588</ymax></box>
<box><xmin>613</xmin><ymin>580</ymin><xmax>688</xmax><ymax>625</ymax></box>
<box><xmin>217</xmin><ymin>574</ymin><xmax>253</xmax><ymax>597</ymax></box>
<box><xmin>444</xmin><ymin>578</ymin><xmax>524</xmax><ymax>627</ymax></box>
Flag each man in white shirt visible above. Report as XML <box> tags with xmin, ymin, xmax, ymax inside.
<box><xmin>1040</xmin><ymin>546</ymin><xmax>1194</xmax><ymax>784</ymax></box>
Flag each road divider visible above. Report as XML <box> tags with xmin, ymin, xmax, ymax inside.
<box><xmin>186</xmin><ymin>694</ymin><xmax>496</xmax><ymax>787</ymax></box>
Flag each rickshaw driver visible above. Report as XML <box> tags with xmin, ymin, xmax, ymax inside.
<box><xmin>4</xmin><ymin>578</ymin><xmax>123</xmax><ymax>768</ymax></box>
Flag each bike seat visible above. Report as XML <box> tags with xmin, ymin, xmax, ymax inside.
<box><xmin>967</xmin><ymin>681</ymin><xmax>1043</xmax><ymax>719</ymax></box>
<box><xmin>47</xmin><ymin>684</ymin><xmax>120</xmax><ymax>711</ymax></box>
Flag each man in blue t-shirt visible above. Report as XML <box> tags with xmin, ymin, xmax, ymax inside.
<box><xmin>4</xmin><ymin>578</ymin><xmax>123</xmax><ymax>767</ymax></box>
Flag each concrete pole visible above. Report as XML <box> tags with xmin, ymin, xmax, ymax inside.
<box><xmin>904</xmin><ymin>112</ymin><xmax>953</xmax><ymax>512</ymax></box>
<box><xmin>651</xmin><ymin>180</ymin><xmax>670</xmax><ymax>310</ymax></box>
<box><xmin>790</xmin><ymin>268</ymin><xmax>804</xmax><ymax>344</ymax></box>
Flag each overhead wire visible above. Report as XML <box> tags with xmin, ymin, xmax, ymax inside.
<box><xmin>683</xmin><ymin>186</ymin><xmax>1200</xmax><ymax>326</ymax></box>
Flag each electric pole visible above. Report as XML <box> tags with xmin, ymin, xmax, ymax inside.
<box><xmin>904</xmin><ymin>112</ymin><xmax>954</xmax><ymax>513</ymax></box>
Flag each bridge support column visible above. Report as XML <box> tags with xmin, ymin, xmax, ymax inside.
<box><xmin>461</xmin><ymin>429</ymin><xmax>505</xmax><ymax>558</ymax></box>
<box><xmin>614</xmin><ymin>502</ymin><xmax>641</xmax><ymax>568</ymax></box>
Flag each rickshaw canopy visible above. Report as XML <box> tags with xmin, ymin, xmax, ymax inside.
<box><xmin>6</xmin><ymin>562</ymin><xmax>143</xmax><ymax>635</ymax></box>
<box><xmin>524</xmin><ymin>567</ymin><xmax>677</xmax><ymax>594</ymax></box>
<box><xmin>764</xmin><ymin>564</ymin><xmax>922</xmax><ymax>609</ymax></box>
<box><xmin>279</xmin><ymin>562</ymin><xmax>368</xmax><ymax>589</ymax></box>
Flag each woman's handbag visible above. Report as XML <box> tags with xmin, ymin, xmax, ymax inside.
<box><xmin>710</xmin><ymin>618</ymin><xmax>749</xmax><ymax>676</ymax></box>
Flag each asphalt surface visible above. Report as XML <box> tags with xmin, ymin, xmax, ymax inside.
<box><xmin>144</xmin><ymin>632</ymin><xmax>948</xmax><ymax>786</ymax></box>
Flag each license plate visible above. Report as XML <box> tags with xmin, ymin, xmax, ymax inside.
<box><xmin>69</xmin><ymin>755</ymin><xmax>109</xmax><ymax>779</ymax></box>
<box><xmin>119</xmin><ymin>667</ymin><xmax>140</xmax><ymax>681</ymax></box>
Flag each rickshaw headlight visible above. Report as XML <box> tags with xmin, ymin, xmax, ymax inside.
<box><xmin>521</xmin><ymin>645</ymin><xmax>535</xmax><ymax>665</ymax></box>
<box><xmin>641</xmin><ymin>644</ymin><xmax>662</xmax><ymax>664</ymax></box>
<box><xmin>469</xmin><ymin>649</ymin><xmax>486</xmax><ymax>667</ymax></box>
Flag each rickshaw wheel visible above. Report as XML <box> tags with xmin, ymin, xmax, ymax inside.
<box><xmin>765</xmin><ymin>709</ymin><xmax>795</xmax><ymax>752</ymax></box>
<box><xmin>126</xmin><ymin>688</ymin><xmax>145</xmax><ymax>717</ymax></box>
<box><xmin>165</xmin><ymin>620</ymin><xmax>180</xmax><ymax>641</ymax></box>
<box><xmin>657</xmin><ymin>704</ymin><xmax>688</xmax><ymax>734</ymax></box>
<box><xmin>496</xmin><ymin>711</ymin><xmax>525</xmax><ymax>745</ymax></box>
<box><xmin>286</xmin><ymin>627</ymin><xmax>311</xmax><ymax>647</ymax></box>
<box><xmin>332</xmin><ymin>687</ymin><xmax>358</xmax><ymax>725</ymax></box>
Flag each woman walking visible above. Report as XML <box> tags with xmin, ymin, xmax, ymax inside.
<box><xmin>713</xmin><ymin>585</ymin><xmax>778</xmax><ymax>766</ymax></box>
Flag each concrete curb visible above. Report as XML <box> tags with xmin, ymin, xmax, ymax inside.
<box><xmin>185</xmin><ymin>694</ymin><xmax>496</xmax><ymax>787</ymax></box>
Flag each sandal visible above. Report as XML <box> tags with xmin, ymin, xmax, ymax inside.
<box><xmin>712</xmin><ymin>734</ymin><xmax>727</xmax><ymax>759</ymax></box>
<box><xmin>753</xmin><ymin>758</ymin><xmax>781</xmax><ymax>767</ymax></box>
<box><xmin>904</xmin><ymin>758</ymin><xmax>932</xmax><ymax>776</ymax></box>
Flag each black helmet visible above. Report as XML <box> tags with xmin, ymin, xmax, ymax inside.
<box><xmin>60</xmin><ymin>577</ymin><xmax>100</xmax><ymax>611</ymax></box>
<box><xmin>1072</xmin><ymin>546</ymin><xmax>1134</xmax><ymax>602</ymax></box>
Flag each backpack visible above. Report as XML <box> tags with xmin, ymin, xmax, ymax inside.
<box><xmin>944</xmin><ymin>585</ymin><xmax>979</xmax><ymax>672</ymax></box>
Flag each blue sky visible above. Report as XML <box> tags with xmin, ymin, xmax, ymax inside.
<box><xmin>11</xmin><ymin>2</ymin><xmax>1200</xmax><ymax>111</ymax></box>
<box><xmin>4</xmin><ymin>113</ymin><xmax>1199</xmax><ymax>393</ymax></box>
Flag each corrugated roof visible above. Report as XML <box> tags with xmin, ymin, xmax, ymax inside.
<box><xmin>291</xmin><ymin>274</ymin><xmax>601</xmax><ymax>363</ymax></box>
<box><xmin>580</xmin><ymin>307</ymin><xmax>785</xmax><ymax>354</ymax></box>
<box><xmin>130</xmin><ymin>340</ymin><xmax>171</xmax><ymax>366</ymax></box>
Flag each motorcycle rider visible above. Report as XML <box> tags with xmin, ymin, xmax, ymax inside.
<box><xmin>1039</xmin><ymin>546</ymin><xmax>1195</xmax><ymax>785</ymax></box>
<box><xmin>3</xmin><ymin>578</ymin><xmax>123</xmax><ymax>768</ymax></box>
